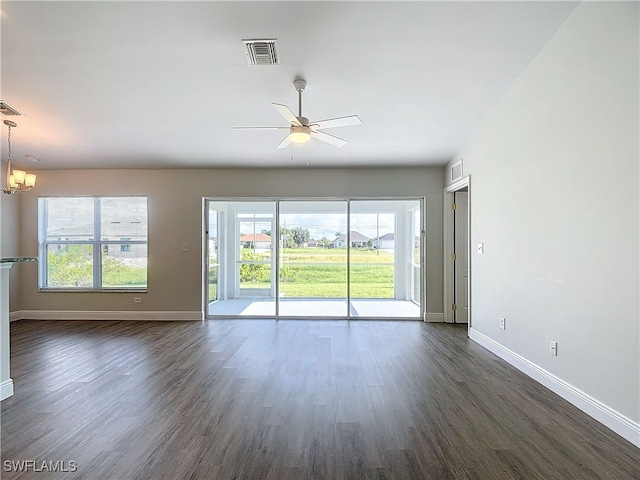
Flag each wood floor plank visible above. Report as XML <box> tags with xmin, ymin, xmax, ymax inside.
<box><xmin>1</xmin><ymin>319</ymin><xmax>638</xmax><ymax>480</ymax></box>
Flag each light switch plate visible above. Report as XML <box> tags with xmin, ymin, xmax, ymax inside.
<box><xmin>477</xmin><ymin>242</ymin><xmax>484</xmax><ymax>254</ymax></box>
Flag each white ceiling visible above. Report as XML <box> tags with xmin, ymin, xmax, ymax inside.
<box><xmin>1</xmin><ymin>1</ymin><xmax>578</xmax><ymax>170</ymax></box>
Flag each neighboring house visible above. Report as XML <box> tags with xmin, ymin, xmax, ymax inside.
<box><xmin>45</xmin><ymin>197</ymin><xmax>147</xmax><ymax>266</ymax></box>
<box><xmin>306</xmin><ymin>239</ymin><xmax>319</xmax><ymax>248</ymax></box>
<box><xmin>239</xmin><ymin>233</ymin><xmax>271</xmax><ymax>250</ymax></box>
<box><xmin>371</xmin><ymin>232</ymin><xmax>395</xmax><ymax>250</ymax></box>
<box><xmin>334</xmin><ymin>231</ymin><xmax>369</xmax><ymax>248</ymax></box>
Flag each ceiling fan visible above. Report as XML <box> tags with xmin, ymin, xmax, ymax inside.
<box><xmin>234</xmin><ymin>78</ymin><xmax>361</xmax><ymax>149</ymax></box>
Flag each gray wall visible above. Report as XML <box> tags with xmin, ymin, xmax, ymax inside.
<box><xmin>0</xmin><ymin>160</ymin><xmax>23</xmax><ymax>310</ymax></box>
<box><xmin>16</xmin><ymin>167</ymin><xmax>444</xmax><ymax>315</ymax></box>
<box><xmin>445</xmin><ymin>2</ymin><xmax>639</xmax><ymax>424</ymax></box>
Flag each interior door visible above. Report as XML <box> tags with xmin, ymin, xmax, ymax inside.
<box><xmin>453</xmin><ymin>191</ymin><xmax>469</xmax><ymax>323</ymax></box>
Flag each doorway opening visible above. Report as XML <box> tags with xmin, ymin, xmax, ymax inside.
<box><xmin>444</xmin><ymin>177</ymin><xmax>470</xmax><ymax>326</ymax></box>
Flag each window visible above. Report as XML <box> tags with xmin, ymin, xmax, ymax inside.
<box><xmin>39</xmin><ymin>196</ymin><xmax>148</xmax><ymax>290</ymax></box>
<box><xmin>120</xmin><ymin>239</ymin><xmax>132</xmax><ymax>252</ymax></box>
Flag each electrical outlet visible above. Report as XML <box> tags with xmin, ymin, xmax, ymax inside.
<box><xmin>133</xmin><ymin>297</ymin><xmax>142</xmax><ymax>303</ymax></box>
<box><xmin>182</xmin><ymin>242</ymin><xmax>189</xmax><ymax>252</ymax></box>
<box><xmin>550</xmin><ymin>340</ymin><xmax>557</xmax><ymax>356</ymax></box>
<box><xmin>499</xmin><ymin>317</ymin><xmax>505</xmax><ymax>330</ymax></box>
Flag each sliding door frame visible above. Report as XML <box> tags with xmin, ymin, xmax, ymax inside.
<box><xmin>203</xmin><ymin>196</ymin><xmax>426</xmax><ymax>320</ymax></box>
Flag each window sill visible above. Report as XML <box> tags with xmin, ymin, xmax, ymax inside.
<box><xmin>38</xmin><ymin>288</ymin><xmax>148</xmax><ymax>293</ymax></box>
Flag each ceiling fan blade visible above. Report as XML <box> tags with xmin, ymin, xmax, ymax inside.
<box><xmin>275</xmin><ymin>135</ymin><xmax>292</xmax><ymax>149</ymax></box>
<box><xmin>272</xmin><ymin>103</ymin><xmax>301</xmax><ymax>126</ymax></box>
<box><xmin>311</xmin><ymin>130</ymin><xmax>347</xmax><ymax>147</ymax></box>
<box><xmin>310</xmin><ymin>115</ymin><xmax>362</xmax><ymax>130</ymax></box>
<box><xmin>233</xmin><ymin>126</ymin><xmax>289</xmax><ymax>130</ymax></box>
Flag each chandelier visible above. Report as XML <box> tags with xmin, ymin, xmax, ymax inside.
<box><xmin>2</xmin><ymin>120</ymin><xmax>36</xmax><ymax>194</ymax></box>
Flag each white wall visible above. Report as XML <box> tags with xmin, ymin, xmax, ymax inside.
<box><xmin>16</xmin><ymin>167</ymin><xmax>444</xmax><ymax>315</ymax></box>
<box><xmin>446</xmin><ymin>2</ymin><xmax>639</xmax><ymax>442</ymax></box>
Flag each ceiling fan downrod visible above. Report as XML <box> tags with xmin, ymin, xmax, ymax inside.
<box><xmin>293</xmin><ymin>78</ymin><xmax>307</xmax><ymax>120</ymax></box>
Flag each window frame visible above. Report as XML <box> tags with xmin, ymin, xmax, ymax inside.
<box><xmin>38</xmin><ymin>195</ymin><xmax>148</xmax><ymax>292</ymax></box>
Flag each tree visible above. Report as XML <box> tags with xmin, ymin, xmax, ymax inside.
<box><xmin>290</xmin><ymin>227</ymin><xmax>310</xmax><ymax>247</ymax></box>
<box><xmin>47</xmin><ymin>245</ymin><xmax>93</xmax><ymax>287</ymax></box>
<box><xmin>239</xmin><ymin>251</ymin><xmax>268</xmax><ymax>283</ymax></box>
<box><xmin>279</xmin><ymin>227</ymin><xmax>294</xmax><ymax>248</ymax></box>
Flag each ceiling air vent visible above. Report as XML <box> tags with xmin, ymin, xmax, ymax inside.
<box><xmin>242</xmin><ymin>39</ymin><xmax>279</xmax><ymax>66</ymax></box>
<box><xmin>450</xmin><ymin>160</ymin><xmax>463</xmax><ymax>182</ymax></box>
<box><xmin>0</xmin><ymin>101</ymin><xmax>23</xmax><ymax>116</ymax></box>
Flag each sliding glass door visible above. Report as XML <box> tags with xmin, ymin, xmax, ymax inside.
<box><xmin>349</xmin><ymin>199</ymin><xmax>421</xmax><ymax>318</ymax></box>
<box><xmin>278</xmin><ymin>201</ymin><xmax>348</xmax><ymax>317</ymax></box>
<box><xmin>205</xmin><ymin>198</ymin><xmax>423</xmax><ymax>319</ymax></box>
<box><xmin>206</xmin><ymin>201</ymin><xmax>276</xmax><ymax>317</ymax></box>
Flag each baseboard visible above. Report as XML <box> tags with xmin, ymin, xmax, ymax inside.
<box><xmin>425</xmin><ymin>312</ymin><xmax>444</xmax><ymax>322</ymax></box>
<box><xmin>0</xmin><ymin>378</ymin><xmax>14</xmax><ymax>401</ymax></box>
<box><xmin>11</xmin><ymin>310</ymin><xmax>203</xmax><ymax>322</ymax></box>
<box><xmin>469</xmin><ymin>327</ymin><xmax>640</xmax><ymax>448</ymax></box>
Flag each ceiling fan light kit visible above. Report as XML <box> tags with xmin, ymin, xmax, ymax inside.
<box><xmin>290</xmin><ymin>125</ymin><xmax>311</xmax><ymax>144</ymax></box>
<box><xmin>234</xmin><ymin>78</ymin><xmax>361</xmax><ymax>150</ymax></box>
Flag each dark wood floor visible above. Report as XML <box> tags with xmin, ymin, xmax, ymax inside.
<box><xmin>1</xmin><ymin>320</ymin><xmax>637</xmax><ymax>480</ymax></box>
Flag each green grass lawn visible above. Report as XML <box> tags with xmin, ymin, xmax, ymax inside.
<box><xmin>47</xmin><ymin>247</ymin><xmax>148</xmax><ymax>288</ymax></box>
<box><xmin>210</xmin><ymin>248</ymin><xmax>397</xmax><ymax>300</ymax></box>
<box><xmin>281</xmin><ymin>247</ymin><xmax>394</xmax><ymax>264</ymax></box>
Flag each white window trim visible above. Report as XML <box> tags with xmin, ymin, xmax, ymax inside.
<box><xmin>38</xmin><ymin>196</ymin><xmax>148</xmax><ymax>291</ymax></box>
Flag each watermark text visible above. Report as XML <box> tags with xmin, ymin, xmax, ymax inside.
<box><xmin>3</xmin><ymin>460</ymin><xmax>78</xmax><ymax>473</ymax></box>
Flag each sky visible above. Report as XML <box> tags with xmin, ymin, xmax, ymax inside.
<box><xmin>209</xmin><ymin>200</ymin><xmax>421</xmax><ymax>241</ymax></box>
<box><xmin>280</xmin><ymin>213</ymin><xmax>395</xmax><ymax>241</ymax></box>
<box><xmin>235</xmin><ymin>213</ymin><xmax>395</xmax><ymax>241</ymax></box>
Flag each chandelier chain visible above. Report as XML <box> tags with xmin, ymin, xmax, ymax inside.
<box><xmin>7</xmin><ymin>124</ymin><xmax>11</xmax><ymax>164</ymax></box>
